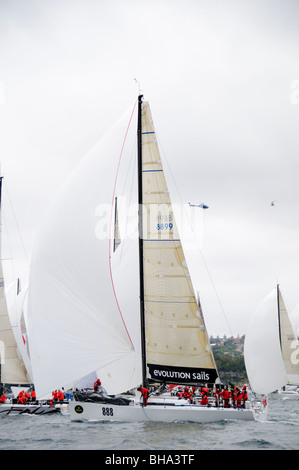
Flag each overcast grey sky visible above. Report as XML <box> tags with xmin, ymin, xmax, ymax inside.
<box><xmin>1</xmin><ymin>0</ymin><xmax>299</xmax><ymax>336</ymax></box>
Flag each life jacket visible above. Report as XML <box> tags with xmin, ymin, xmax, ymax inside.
<box><xmin>0</xmin><ymin>395</ymin><xmax>6</xmax><ymax>403</ymax></box>
<box><xmin>223</xmin><ymin>389</ymin><xmax>230</xmax><ymax>400</ymax></box>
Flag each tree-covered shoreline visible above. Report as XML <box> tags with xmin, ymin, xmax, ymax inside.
<box><xmin>210</xmin><ymin>335</ymin><xmax>248</xmax><ymax>385</ymax></box>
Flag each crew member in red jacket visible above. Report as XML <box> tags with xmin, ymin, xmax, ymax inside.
<box><xmin>200</xmin><ymin>393</ymin><xmax>209</xmax><ymax>405</ymax></box>
<box><xmin>242</xmin><ymin>385</ymin><xmax>248</xmax><ymax>407</ymax></box>
<box><xmin>236</xmin><ymin>388</ymin><xmax>243</xmax><ymax>408</ymax></box>
<box><xmin>0</xmin><ymin>392</ymin><xmax>7</xmax><ymax>403</ymax></box>
<box><xmin>222</xmin><ymin>387</ymin><xmax>231</xmax><ymax>408</ymax></box>
<box><xmin>138</xmin><ymin>386</ymin><xmax>149</xmax><ymax>407</ymax></box>
<box><xmin>18</xmin><ymin>394</ymin><xmax>26</xmax><ymax>404</ymax></box>
<box><xmin>94</xmin><ymin>378</ymin><xmax>102</xmax><ymax>392</ymax></box>
<box><xmin>31</xmin><ymin>389</ymin><xmax>36</xmax><ymax>402</ymax></box>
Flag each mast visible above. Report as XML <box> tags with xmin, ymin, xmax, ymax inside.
<box><xmin>137</xmin><ymin>94</ymin><xmax>147</xmax><ymax>387</ymax></box>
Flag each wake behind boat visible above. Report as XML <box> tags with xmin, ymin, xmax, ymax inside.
<box><xmin>27</xmin><ymin>94</ymin><xmax>267</xmax><ymax>423</ymax></box>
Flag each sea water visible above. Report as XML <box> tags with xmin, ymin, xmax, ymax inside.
<box><xmin>0</xmin><ymin>394</ymin><xmax>298</xmax><ymax>451</ymax></box>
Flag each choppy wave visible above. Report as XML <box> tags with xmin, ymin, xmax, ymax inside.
<box><xmin>0</xmin><ymin>395</ymin><xmax>299</xmax><ymax>450</ymax></box>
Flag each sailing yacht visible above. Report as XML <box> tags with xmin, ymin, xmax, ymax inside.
<box><xmin>244</xmin><ymin>284</ymin><xmax>299</xmax><ymax>396</ymax></box>
<box><xmin>0</xmin><ymin>177</ymin><xmax>64</xmax><ymax>415</ymax></box>
<box><xmin>27</xmin><ymin>95</ymin><xmax>266</xmax><ymax>422</ymax></box>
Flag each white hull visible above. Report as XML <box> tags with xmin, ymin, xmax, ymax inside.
<box><xmin>278</xmin><ymin>385</ymin><xmax>299</xmax><ymax>397</ymax></box>
<box><xmin>278</xmin><ymin>391</ymin><xmax>299</xmax><ymax>396</ymax></box>
<box><xmin>69</xmin><ymin>399</ymin><xmax>267</xmax><ymax>423</ymax></box>
<box><xmin>0</xmin><ymin>402</ymin><xmax>68</xmax><ymax>416</ymax></box>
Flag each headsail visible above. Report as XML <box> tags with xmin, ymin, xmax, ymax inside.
<box><xmin>140</xmin><ymin>100</ymin><xmax>218</xmax><ymax>385</ymax></box>
<box><xmin>27</xmin><ymin>106</ymin><xmax>142</xmax><ymax>398</ymax></box>
<box><xmin>277</xmin><ymin>287</ymin><xmax>299</xmax><ymax>384</ymax></box>
<box><xmin>0</xmin><ymin>177</ymin><xmax>30</xmax><ymax>386</ymax></box>
<box><xmin>244</xmin><ymin>287</ymin><xmax>287</xmax><ymax>395</ymax></box>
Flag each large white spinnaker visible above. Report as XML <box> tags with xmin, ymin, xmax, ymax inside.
<box><xmin>244</xmin><ymin>288</ymin><xmax>287</xmax><ymax>395</ymax></box>
<box><xmin>27</xmin><ymin>104</ymin><xmax>142</xmax><ymax>398</ymax></box>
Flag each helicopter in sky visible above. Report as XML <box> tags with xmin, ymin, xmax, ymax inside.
<box><xmin>188</xmin><ymin>202</ymin><xmax>209</xmax><ymax>209</ymax></box>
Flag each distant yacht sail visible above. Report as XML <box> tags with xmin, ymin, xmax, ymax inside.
<box><xmin>245</xmin><ymin>285</ymin><xmax>299</xmax><ymax>395</ymax></box>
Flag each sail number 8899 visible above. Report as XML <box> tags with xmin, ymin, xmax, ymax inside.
<box><xmin>157</xmin><ymin>223</ymin><xmax>173</xmax><ymax>230</ymax></box>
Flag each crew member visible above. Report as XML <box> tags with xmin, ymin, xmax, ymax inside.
<box><xmin>0</xmin><ymin>392</ymin><xmax>7</xmax><ymax>403</ymax></box>
<box><xmin>183</xmin><ymin>386</ymin><xmax>191</xmax><ymax>401</ymax></box>
<box><xmin>222</xmin><ymin>387</ymin><xmax>231</xmax><ymax>408</ymax></box>
<box><xmin>94</xmin><ymin>378</ymin><xmax>102</xmax><ymax>392</ymax></box>
<box><xmin>242</xmin><ymin>385</ymin><xmax>248</xmax><ymax>407</ymax></box>
<box><xmin>137</xmin><ymin>385</ymin><xmax>149</xmax><ymax>407</ymax></box>
<box><xmin>236</xmin><ymin>388</ymin><xmax>243</xmax><ymax>408</ymax></box>
<box><xmin>18</xmin><ymin>394</ymin><xmax>26</xmax><ymax>404</ymax></box>
<box><xmin>200</xmin><ymin>393</ymin><xmax>209</xmax><ymax>405</ymax></box>
<box><xmin>31</xmin><ymin>389</ymin><xmax>36</xmax><ymax>403</ymax></box>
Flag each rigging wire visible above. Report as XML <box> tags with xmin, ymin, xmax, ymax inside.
<box><xmin>112</xmin><ymin>139</ymin><xmax>137</xmax><ymax>270</ymax></box>
<box><xmin>155</xmin><ymin>134</ymin><xmax>233</xmax><ymax>337</ymax></box>
<box><xmin>108</xmin><ymin>99</ymin><xmax>137</xmax><ymax>350</ymax></box>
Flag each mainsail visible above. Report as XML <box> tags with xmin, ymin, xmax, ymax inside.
<box><xmin>139</xmin><ymin>99</ymin><xmax>218</xmax><ymax>385</ymax></box>
<box><xmin>0</xmin><ymin>177</ymin><xmax>29</xmax><ymax>386</ymax></box>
